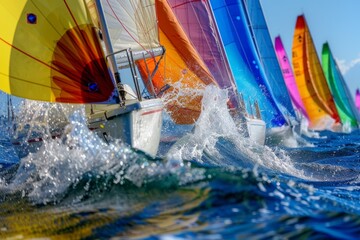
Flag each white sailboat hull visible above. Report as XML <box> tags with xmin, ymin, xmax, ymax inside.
<box><xmin>87</xmin><ymin>99</ymin><xmax>163</xmax><ymax>156</ymax></box>
<box><xmin>246</xmin><ymin>117</ymin><xmax>266</xmax><ymax>145</ymax></box>
<box><xmin>11</xmin><ymin>98</ymin><xmax>163</xmax><ymax>158</ymax></box>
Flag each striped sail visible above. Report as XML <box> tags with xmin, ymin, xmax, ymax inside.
<box><xmin>274</xmin><ymin>36</ymin><xmax>308</xmax><ymax>120</ymax></box>
<box><xmin>322</xmin><ymin>42</ymin><xmax>360</xmax><ymax>127</ymax></box>
<box><xmin>242</xmin><ymin>0</ymin><xmax>296</xmax><ymax>121</ymax></box>
<box><xmin>209</xmin><ymin>0</ymin><xmax>287</xmax><ymax>128</ymax></box>
<box><xmin>137</xmin><ymin>0</ymin><xmax>218</xmax><ymax>124</ymax></box>
<box><xmin>292</xmin><ymin>15</ymin><xmax>340</xmax><ymax>130</ymax></box>
<box><xmin>0</xmin><ymin>1</ymin><xmax>115</xmax><ymax>103</ymax></box>
<box><xmin>167</xmin><ymin>0</ymin><xmax>239</xmax><ymax>110</ymax></box>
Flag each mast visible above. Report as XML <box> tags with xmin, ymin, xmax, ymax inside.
<box><xmin>94</xmin><ymin>0</ymin><xmax>124</xmax><ymax>104</ymax></box>
<box><xmin>7</xmin><ymin>95</ymin><xmax>12</xmax><ymax>124</ymax></box>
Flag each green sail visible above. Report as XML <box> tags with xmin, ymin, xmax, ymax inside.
<box><xmin>322</xmin><ymin>42</ymin><xmax>360</xmax><ymax>128</ymax></box>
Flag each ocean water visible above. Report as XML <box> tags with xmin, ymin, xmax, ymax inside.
<box><xmin>1</xmin><ymin>87</ymin><xmax>360</xmax><ymax>239</ymax></box>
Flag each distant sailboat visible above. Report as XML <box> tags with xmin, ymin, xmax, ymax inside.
<box><xmin>137</xmin><ymin>0</ymin><xmax>218</xmax><ymax>125</ymax></box>
<box><xmin>208</xmin><ymin>0</ymin><xmax>306</xmax><ymax>146</ymax></box>
<box><xmin>242</xmin><ymin>0</ymin><xmax>297</xmax><ymax>123</ymax></box>
<box><xmin>292</xmin><ymin>15</ymin><xmax>340</xmax><ymax>131</ymax></box>
<box><xmin>208</xmin><ymin>0</ymin><xmax>287</xmax><ymax>130</ymax></box>
<box><xmin>322</xmin><ymin>42</ymin><xmax>360</xmax><ymax>129</ymax></box>
<box><xmin>274</xmin><ymin>36</ymin><xmax>309</xmax><ymax>121</ymax></box>
<box><xmin>0</xmin><ymin>0</ymin><xmax>164</xmax><ymax>156</ymax></box>
<box><xmin>356</xmin><ymin>89</ymin><xmax>360</xmax><ymax>113</ymax></box>
<box><xmin>167</xmin><ymin>0</ymin><xmax>265</xmax><ymax>144</ymax></box>
<box><xmin>167</xmin><ymin>0</ymin><xmax>239</xmax><ymax>111</ymax></box>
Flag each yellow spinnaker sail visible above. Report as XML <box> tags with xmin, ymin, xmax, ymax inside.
<box><xmin>0</xmin><ymin>1</ymin><xmax>115</xmax><ymax>103</ymax></box>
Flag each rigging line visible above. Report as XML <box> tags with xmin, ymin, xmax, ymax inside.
<box><xmin>105</xmin><ymin>0</ymin><xmax>154</xmax><ymax>59</ymax></box>
<box><xmin>0</xmin><ymin>70</ymin><xmax>62</xmax><ymax>92</ymax></box>
<box><xmin>186</xmin><ymin>1</ymin><xmax>225</xmax><ymax>79</ymax></box>
<box><xmin>0</xmin><ymin>37</ymin><xmax>103</xmax><ymax>92</ymax></box>
<box><xmin>33</xmin><ymin>0</ymin><xmax>95</xmax><ymax>68</ymax></box>
<box><xmin>0</xmin><ymin>38</ymin><xmax>58</xmax><ymax>76</ymax></box>
<box><xmin>0</xmin><ymin>43</ymin><xmax>101</xmax><ymax>94</ymax></box>
<box><xmin>63</xmin><ymin>0</ymin><xmax>102</xmax><ymax>63</ymax></box>
<box><xmin>31</xmin><ymin>0</ymin><xmax>62</xmax><ymax>38</ymax></box>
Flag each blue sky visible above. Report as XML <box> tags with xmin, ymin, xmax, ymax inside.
<box><xmin>260</xmin><ymin>0</ymin><xmax>360</xmax><ymax>97</ymax></box>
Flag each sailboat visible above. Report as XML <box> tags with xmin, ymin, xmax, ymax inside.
<box><xmin>166</xmin><ymin>0</ymin><xmax>265</xmax><ymax>144</ymax></box>
<box><xmin>0</xmin><ymin>0</ymin><xmax>164</xmax><ymax>157</ymax></box>
<box><xmin>274</xmin><ymin>36</ymin><xmax>309</xmax><ymax>122</ymax></box>
<box><xmin>208</xmin><ymin>0</ymin><xmax>289</xmax><ymax>143</ymax></box>
<box><xmin>292</xmin><ymin>15</ymin><xmax>341</xmax><ymax>131</ymax></box>
<box><xmin>242</xmin><ymin>0</ymin><xmax>297</xmax><ymax>124</ymax></box>
<box><xmin>166</xmin><ymin>0</ymin><xmax>238</xmax><ymax>110</ymax></box>
<box><xmin>322</xmin><ymin>42</ymin><xmax>360</xmax><ymax>130</ymax></box>
<box><xmin>136</xmin><ymin>0</ymin><xmax>218</xmax><ymax>125</ymax></box>
<box><xmin>356</xmin><ymin>89</ymin><xmax>360</xmax><ymax>113</ymax></box>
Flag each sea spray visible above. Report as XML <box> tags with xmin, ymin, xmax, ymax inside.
<box><xmin>166</xmin><ymin>85</ymin><xmax>323</xmax><ymax>180</ymax></box>
<box><xmin>3</xmin><ymin>107</ymin><xmax>205</xmax><ymax>204</ymax></box>
<box><xmin>13</xmin><ymin>99</ymin><xmax>77</xmax><ymax>138</ymax></box>
<box><xmin>166</xmin><ymin>84</ymin><xmax>243</xmax><ymax>162</ymax></box>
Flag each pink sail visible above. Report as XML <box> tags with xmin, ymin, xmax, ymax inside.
<box><xmin>356</xmin><ymin>89</ymin><xmax>360</xmax><ymax>112</ymax></box>
<box><xmin>167</xmin><ymin>0</ymin><xmax>239</xmax><ymax>110</ymax></box>
<box><xmin>274</xmin><ymin>36</ymin><xmax>309</xmax><ymax>120</ymax></box>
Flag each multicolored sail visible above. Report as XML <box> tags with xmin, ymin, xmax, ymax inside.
<box><xmin>292</xmin><ymin>15</ymin><xmax>340</xmax><ymax>130</ymax></box>
<box><xmin>242</xmin><ymin>0</ymin><xmax>296</xmax><ymax>121</ymax></box>
<box><xmin>208</xmin><ymin>0</ymin><xmax>287</xmax><ymax>128</ymax></box>
<box><xmin>167</xmin><ymin>0</ymin><xmax>239</xmax><ymax>110</ymax></box>
<box><xmin>322</xmin><ymin>42</ymin><xmax>360</xmax><ymax>127</ymax></box>
<box><xmin>356</xmin><ymin>89</ymin><xmax>360</xmax><ymax>113</ymax></box>
<box><xmin>0</xmin><ymin>1</ymin><xmax>115</xmax><ymax>103</ymax></box>
<box><xmin>137</xmin><ymin>0</ymin><xmax>218</xmax><ymax>125</ymax></box>
<box><xmin>274</xmin><ymin>36</ymin><xmax>308</xmax><ymax>120</ymax></box>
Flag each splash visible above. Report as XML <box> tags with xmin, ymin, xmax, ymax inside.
<box><xmin>166</xmin><ymin>85</ymin><xmax>345</xmax><ymax>180</ymax></box>
<box><xmin>299</xmin><ymin>117</ymin><xmax>321</xmax><ymax>139</ymax></box>
<box><xmin>166</xmin><ymin>84</ymin><xmax>240</xmax><ymax>161</ymax></box>
<box><xmin>161</xmin><ymin>76</ymin><xmax>206</xmax><ymax>109</ymax></box>
<box><xmin>160</xmin><ymin>75</ymin><xmax>207</xmax><ymax>124</ymax></box>
<box><xmin>2</xmin><ymin>107</ymin><xmax>205</xmax><ymax>204</ymax></box>
<box><xmin>9</xmin><ymin>100</ymin><xmax>79</xmax><ymax>158</ymax></box>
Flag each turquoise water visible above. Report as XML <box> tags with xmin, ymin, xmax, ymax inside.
<box><xmin>1</xmin><ymin>89</ymin><xmax>360</xmax><ymax>239</ymax></box>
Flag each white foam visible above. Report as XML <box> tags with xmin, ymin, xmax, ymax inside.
<box><xmin>166</xmin><ymin>85</ymin><xmax>309</xmax><ymax>179</ymax></box>
<box><xmin>3</xmin><ymin>105</ymin><xmax>205</xmax><ymax>204</ymax></box>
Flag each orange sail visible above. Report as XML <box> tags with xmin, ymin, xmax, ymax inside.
<box><xmin>292</xmin><ymin>15</ymin><xmax>340</xmax><ymax>130</ymax></box>
<box><xmin>136</xmin><ymin>0</ymin><xmax>217</xmax><ymax>124</ymax></box>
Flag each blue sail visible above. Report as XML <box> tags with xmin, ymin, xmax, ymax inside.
<box><xmin>242</xmin><ymin>0</ymin><xmax>297</xmax><ymax>121</ymax></box>
<box><xmin>208</xmin><ymin>0</ymin><xmax>287</xmax><ymax>128</ymax></box>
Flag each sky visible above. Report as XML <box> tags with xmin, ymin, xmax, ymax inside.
<box><xmin>260</xmin><ymin>0</ymin><xmax>360</xmax><ymax>98</ymax></box>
